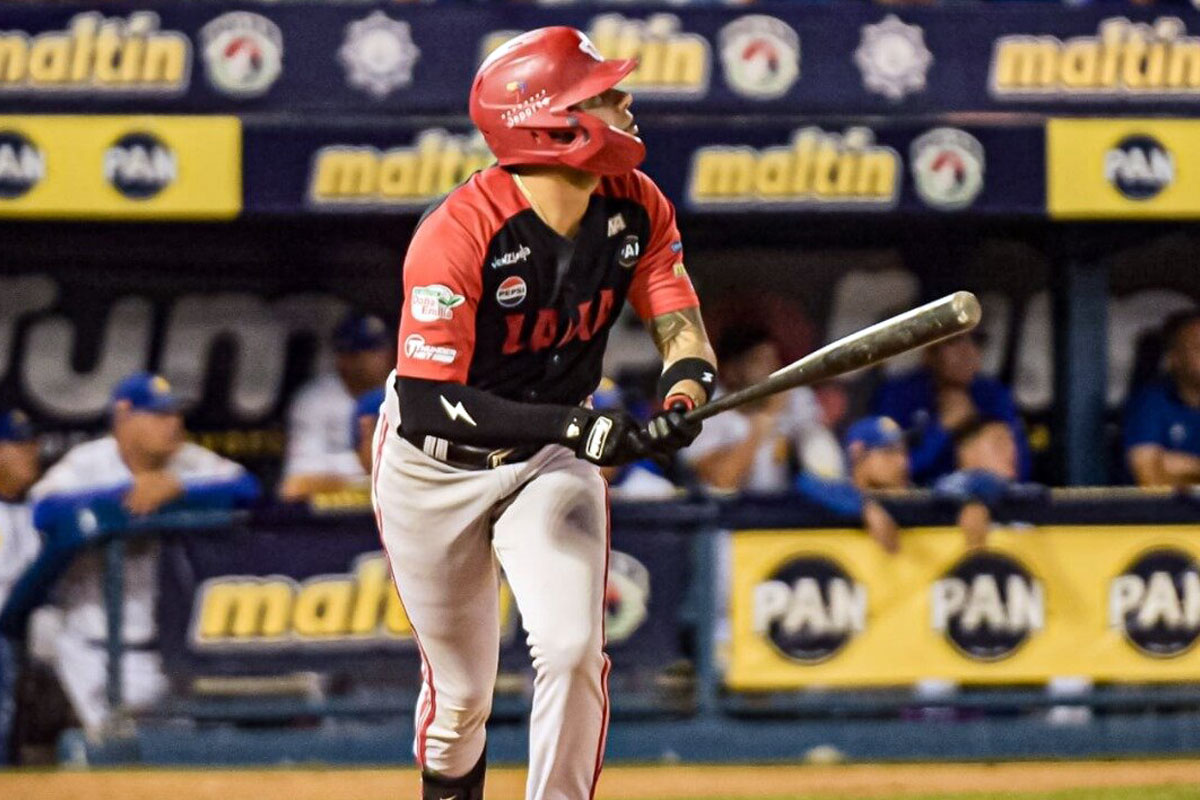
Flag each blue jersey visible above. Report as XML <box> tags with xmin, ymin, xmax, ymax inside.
<box><xmin>871</xmin><ymin>369</ymin><xmax>1032</xmax><ymax>484</ymax></box>
<box><xmin>1124</xmin><ymin>379</ymin><xmax>1200</xmax><ymax>458</ymax></box>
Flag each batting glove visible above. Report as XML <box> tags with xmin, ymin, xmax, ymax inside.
<box><xmin>642</xmin><ymin>400</ymin><xmax>702</xmax><ymax>456</ymax></box>
<box><xmin>559</xmin><ymin>408</ymin><xmax>649</xmax><ymax>467</ymax></box>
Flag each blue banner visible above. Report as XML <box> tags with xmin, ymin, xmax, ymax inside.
<box><xmin>156</xmin><ymin>509</ymin><xmax>692</xmax><ymax>682</ymax></box>
<box><xmin>0</xmin><ymin>5</ymin><xmax>1198</xmax><ymax>116</ymax></box>
<box><xmin>245</xmin><ymin>120</ymin><xmax>1045</xmax><ymax>216</ymax></box>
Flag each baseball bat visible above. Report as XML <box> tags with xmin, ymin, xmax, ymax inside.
<box><xmin>684</xmin><ymin>291</ymin><xmax>982</xmax><ymax>424</ymax></box>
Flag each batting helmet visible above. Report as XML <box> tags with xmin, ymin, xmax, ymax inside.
<box><xmin>469</xmin><ymin>27</ymin><xmax>645</xmax><ymax>176</ymax></box>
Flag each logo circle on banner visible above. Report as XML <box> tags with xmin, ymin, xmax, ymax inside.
<box><xmin>1105</xmin><ymin>134</ymin><xmax>1174</xmax><ymax>201</ymax></box>
<box><xmin>932</xmin><ymin>551</ymin><xmax>1043</xmax><ymax>662</ymax></box>
<box><xmin>910</xmin><ymin>127</ymin><xmax>985</xmax><ymax>211</ymax></box>
<box><xmin>104</xmin><ymin>132</ymin><xmax>176</xmax><ymax>200</ymax></box>
<box><xmin>1112</xmin><ymin>548</ymin><xmax>1200</xmax><ymax>658</ymax></box>
<box><xmin>718</xmin><ymin>15</ymin><xmax>801</xmax><ymax>100</ymax></box>
<box><xmin>757</xmin><ymin>555</ymin><xmax>867</xmax><ymax>664</ymax></box>
<box><xmin>0</xmin><ymin>130</ymin><xmax>44</xmax><ymax>199</ymax></box>
<box><xmin>201</xmin><ymin>12</ymin><xmax>284</xmax><ymax>99</ymax></box>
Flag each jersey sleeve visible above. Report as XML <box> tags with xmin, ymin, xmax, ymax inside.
<box><xmin>396</xmin><ymin>204</ymin><xmax>487</xmax><ymax>383</ymax></box>
<box><xmin>626</xmin><ymin>172</ymin><xmax>699</xmax><ymax>321</ymax></box>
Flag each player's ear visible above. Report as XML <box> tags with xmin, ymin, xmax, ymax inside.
<box><xmin>112</xmin><ymin>399</ymin><xmax>132</xmax><ymax>425</ymax></box>
<box><xmin>848</xmin><ymin>441</ymin><xmax>865</xmax><ymax>465</ymax></box>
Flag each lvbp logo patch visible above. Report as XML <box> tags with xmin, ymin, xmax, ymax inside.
<box><xmin>752</xmin><ymin>556</ymin><xmax>867</xmax><ymax>664</ymax></box>
<box><xmin>931</xmin><ymin>552</ymin><xmax>1044</xmax><ymax>661</ymax></box>
<box><xmin>1105</xmin><ymin>135</ymin><xmax>1174</xmax><ymax>200</ymax></box>
<box><xmin>201</xmin><ymin>12</ymin><xmax>284</xmax><ymax>98</ymax></box>
<box><xmin>1110</xmin><ymin>548</ymin><xmax>1200</xmax><ymax>658</ymax></box>
<box><xmin>104</xmin><ymin>132</ymin><xmax>176</xmax><ymax>199</ymax></box>
<box><xmin>718</xmin><ymin>15</ymin><xmax>800</xmax><ymax>100</ymax></box>
<box><xmin>0</xmin><ymin>131</ymin><xmax>44</xmax><ymax>199</ymax></box>
<box><xmin>910</xmin><ymin>128</ymin><xmax>985</xmax><ymax>211</ymax></box>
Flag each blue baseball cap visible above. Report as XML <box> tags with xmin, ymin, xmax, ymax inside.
<box><xmin>111</xmin><ymin>372</ymin><xmax>180</xmax><ymax>414</ymax></box>
<box><xmin>844</xmin><ymin>416</ymin><xmax>905</xmax><ymax>452</ymax></box>
<box><xmin>351</xmin><ymin>387</ymin><xmax>386</xmax><ymax>448</ymax></box>
<box><xmin>333</xmin><ymin>312</ymin><xmax>390</xmax><ymax>354</ymax></box>
<box><xmin>0</xmin><ymin>409</ymin><xmax>34</xmax><ymax>442</ymax></box>
<box><xmin>590</xmin><ymin>377</ymin><xmax>623</xmax><ymax>412</ymax></box>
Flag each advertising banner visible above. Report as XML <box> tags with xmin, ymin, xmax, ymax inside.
<box><xmin>0</xmin><ymin>115</ymin><xmax>240</xmax><ymax>218</ymax></box>
<box><xmin>1048</xmin><ymin>118</ymin><xmax>1200</xmax><ymax>219</ymax></box>
<box><xmin>728</xmin><ymin>525</ymin><xmax>1200</xmax><ymax>689</ymax></box>
<box><xmin>1</xmin><ymin>6</ymin><xmax>1199</xmax><ymax>117</ymax></box>
<box><xmin>157</xmin><ymin>512</ymin><xmax>690</xmax><ymax>678</ymax></box>
<box><xmin>244</xmin><ymin>120</ymin><xmax>1045</xmax><ymax>217</ymax></box>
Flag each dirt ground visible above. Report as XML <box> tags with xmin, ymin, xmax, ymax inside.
<box><xmin>3</xmin><ymin>760</ymin><xmax>1200</xmax><ymax>800</ymax></box>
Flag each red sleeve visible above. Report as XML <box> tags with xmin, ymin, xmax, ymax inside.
<box><xmin>625</xmin><ymin>171</ymin><xmax>699</xmax><ymax>321</ymax></box>
<box><xmin>396</xmin><ymin>204</ymin><xmax>486</xmax><ymax>383</ymax></box>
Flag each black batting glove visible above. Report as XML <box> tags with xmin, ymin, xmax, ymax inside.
<box><xmin>559</xmin><ymin>408</ymin><xmax>649</xmax><ymax>467</ymax></box>
<box><xmin>642</xmin><ymin>400</ymin><xmax>702</xmax><ymax>456</ymax></box>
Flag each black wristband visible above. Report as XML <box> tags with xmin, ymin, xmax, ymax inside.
<box><xmin>657</xmin><ymin>357</ymin><xmax>717</xmax><ymax>405</ymax></box>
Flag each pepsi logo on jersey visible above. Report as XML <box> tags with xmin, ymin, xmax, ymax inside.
<box><xmin>496</xmin><ymin>276</ymin><xmax>527</xmax><ymax>307</ymax></box>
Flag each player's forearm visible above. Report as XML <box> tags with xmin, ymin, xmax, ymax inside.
<box><xmin>1160</xmin><ymin>450</ymin><xmax>1200</xmax><ymax>484</ymax></box>
<box><xmin>648</xmin><ymin>307</ymin><xmax>717</xmax><ymax>408</ymax></box>
<box><xmin>396</xmin><ymin>377</ymin><xmax>576</xmax><ymax>449</ymax></box>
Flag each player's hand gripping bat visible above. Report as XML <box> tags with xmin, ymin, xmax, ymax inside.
<box><xmin>684</xmin><ymin>291</ymin><xmax>982</xmax><ymax>424</ymax></box>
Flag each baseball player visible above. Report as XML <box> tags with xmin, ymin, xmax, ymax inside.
<box><xmin>28</xmin><ymin>373</ymin><xmax>259</xmax><ymax>734</ymax></box>
<box><xmin>0</xmin><ymin>410</ymin><xmax>43</xmax><ymax>763</ymax></box>
<box><xmin>372</xmin><ymin>27</ymin><xmax>717</xmax><ymax>800</ymax></box>
<box><xmin>279</xmin><ymin>312</ymin><xmax>394</xmax><ymax>501</ymax></box>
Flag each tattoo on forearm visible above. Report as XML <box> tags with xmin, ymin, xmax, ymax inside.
<box><xmin>649</xmin><ymin>307</ymin><xmax>715</xmax><ymax>365</ymax></box>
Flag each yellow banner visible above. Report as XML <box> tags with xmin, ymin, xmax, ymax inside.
<box><xmin>728</xmin><ymin>525</ymin><xmax>1200</xmax><ymax>690</ymax></box>
<box><xmin>0</xmin><ymin>115</ymin><xmax>240</xmax><ymax>219</ymax></box>
<box><xmin>1047</xmin><ymin>118</ymin><xmax>1200</xmax><ymax>219</ymax></box>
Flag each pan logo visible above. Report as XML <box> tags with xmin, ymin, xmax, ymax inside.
<box><xmin>1110</xmin><ymin>548</ymin><xmax>1200</xmax><ymax>658</ymax></box>
<box><xmin>752</xmin><ymin>556</ymin><xmax>867</xmax><ymax>664</ymax></box>
<box><xmin>1105</xmin><ymin>135</ymin><xmax>1174</xmax><ymax>201</ymax></box>
<box><xmin>104</xmin><ymin>132</ymin><xmax>176</xmax><ymax>199</ymax></box>
<box><xmin>931</xmin><ymin>552</ymin><xmax>1044</xmax><ymax>661</ymax></box>
<box><xmin>0</xmin><ymin>131</ymin><xmax>44</xmax><ymax>199</ymax></box>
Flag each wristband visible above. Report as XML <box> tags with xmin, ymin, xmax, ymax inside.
<box><xmin>657</xmin><ymin>357</ymin><xmax>717</xmax><ymax>406</ymax></box>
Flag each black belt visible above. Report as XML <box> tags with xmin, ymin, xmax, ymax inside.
<box><xmin>399</xmin><ymin>428</ymin><xmax>537</xmax><ymax>471</ymax></box>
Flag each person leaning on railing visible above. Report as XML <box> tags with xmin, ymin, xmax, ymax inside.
<box><xmin>24</xmin><ymin>373</ymin><xmax>259</xmax><ymax>736</ymax></box>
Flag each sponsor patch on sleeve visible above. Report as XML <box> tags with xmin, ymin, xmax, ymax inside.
<box><xmin>411</xmin><ymin>284</ymin><xmax>465</xmax><ymax>322</ymax></box>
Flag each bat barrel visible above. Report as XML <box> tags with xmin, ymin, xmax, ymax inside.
<box><xmin>684</xmin><ymin>291</ymin><xmax>982</xmax><ymax>424</ymax></box>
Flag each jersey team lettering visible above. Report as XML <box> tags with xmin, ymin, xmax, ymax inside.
<box><xmin>403</xmin><ymin>334</ymin><xmax>457</xmax><ymax>364</ymax></box>
<box><xmin>411</xmin><ymin>284</ymin><xmax>466</xmax><ymax>322</ymax></box>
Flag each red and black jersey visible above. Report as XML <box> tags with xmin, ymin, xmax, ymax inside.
<box><xmin>396</xmin><ymin>166</ymin><xmax>698</xmax><ymax>406</ymax></box>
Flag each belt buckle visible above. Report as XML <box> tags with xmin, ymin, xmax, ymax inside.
<box><xmin>487</xmin><ymin>448</ymin><xmax>515</xmax><ymax>469</ymax></box>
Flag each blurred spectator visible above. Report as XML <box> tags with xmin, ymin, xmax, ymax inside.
<box><xmin>0</xmin><ymin>410</ymin><xmax>42</xmax><ymax>764</ymax></box>
<box><xmin>353</xmin><ymin>387</ymin><xmax>386</xmax><ymax>476</ymax></box>
<box><xmin>683</xmin><ymin>324</ymin><xmax>844</xmax><ymax>493</ymax></box>
<box><xmin>1125</xmin><ymin>310</ymin><xmax>1200</xmax><ymax>487</ymax></box>
<box><xmin>795</xmin><ymin>416</ymin><xmax>910</xmax><ymax>554</ymax></box>
<box><xmin>593</xmin><ymin>379</ymin><xmax>678</xmax><ymax>501</ymax></box>
<box><xmin>872</xmin><ymin>331</ymin><xmax>1031</xmax><ymax>485</ymax></box>
<box><xmin>933</xmin><ymin>417</ymin><xmax>1023</xmax><ymax>550</ymax></box>
<box><xmin>279</xmin><ymin>312</ymin><xmax>394</xmax><ymax>501</ymax></box>
<box><xmin>27</xmin><ymin>373</ymin><xmax>259</xmax><ymax>736</ymax></box>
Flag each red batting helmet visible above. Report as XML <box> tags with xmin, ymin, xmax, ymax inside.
<box><xmin>469</xmin><ymin>27</ymin><xmax>645</xmax><ymax>176</ymax></box>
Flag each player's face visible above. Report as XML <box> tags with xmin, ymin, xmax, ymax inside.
<box><xmin>859</xmin><ymin>444</ymin><xmax>909</xmax><ymax>489</ymax></box>
<box><xmin>337</xmin><ymin>348</ymin><xmax>395</xmax><ymax>396</ymax></box>
<box><xmin>928</xmin><ymin>334</ymin><xmax>981</xmax><ymax>388</ymax></box>
<box><xmin>959</xmin><ymin>422</ymin><xmax>1017</xmax><ymax>480</ymax></box>
<box><xmin>576</xmin><ymin>89</ymin><xmax>638</xmax><ymax>137</ymax></box>
<box><xmin>1170</xmin><ymin>320</ymin><xmax>1200</xmax><ymax>387</ymax></box>
<box><xmin>0</xmin><ymin>440</ymin><xmax>40</xmax><ymax>498</ymax></box>
<box><xmin>122</xmin><ymin>411</ymin><xmax>184</xmax><ymax>464</ymax></box>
